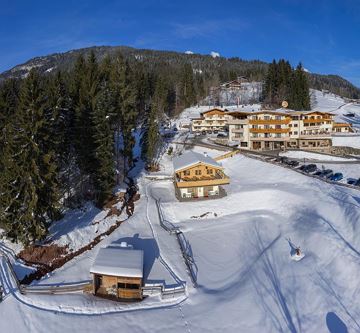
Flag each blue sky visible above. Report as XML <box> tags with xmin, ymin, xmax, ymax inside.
<box><xmin>1</xmin><ymin>0</ymin><xmax>360</xmax><ymax>87</ymax></box>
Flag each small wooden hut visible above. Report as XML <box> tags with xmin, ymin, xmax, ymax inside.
<box><xmin>90</xmin><ymin>243</ymin><xmax>144</xmax><ymax>300</ymax></box>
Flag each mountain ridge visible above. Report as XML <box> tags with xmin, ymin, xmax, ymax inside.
<box><xmin>1</xmin><ymin>45</ymin><xmax>359</xmax><ymax>99</ymax></box>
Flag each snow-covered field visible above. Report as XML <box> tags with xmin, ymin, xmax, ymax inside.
<box><xmin>312</xmin><ymin>89</ymin><xmax>360</xmax><ymax>132</ymax></box>
<box><xmin>333</xmin><ymin>135</ymin><xmax>360</xmax><ymax>149</ymax></box>
<box><xmin>2</xmin><ymin>97</ymin><xmax>360</xmax><ymax>332</ymax></box>
<box><xmin>279</xmin><ymin>150</ymin><xmax>356</xmax><ymax>161</ymax></box>
<box><xmin>2</xmin><ymin>142</ymin><xmax>360</xmax><ymax>332</ymax></box>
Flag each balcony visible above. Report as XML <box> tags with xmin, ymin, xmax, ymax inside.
<box><xmin>231</xmin><ymin>128</ymin><xmax>244</xmax><ymax>133</ymax></box>
<box><xmin>176</xmin><ymin>171</ymin><xmax>230</xmax><ymax>188</ymax></box>
<box><xmin>250</xmin><ymin>128</ymin><xmax>290</xmax><ymax>134</ymax></box>
<box><xmin>228</xmin><ymin>119</ymin><xmax>248</xmax><ymax>125</ymax></box>
<box><xmin>175</xmin><ymin>186</ymin><xmax>227</xmax><ymax>201</ymax></box>
<box><xmin>303</xmin><ymin>118</ymin><xmax>332</xmax><ymax>123</ymax></box>
<box><xmin>299</xmin><ymin>132</ymin><xmax>332</xmax><ymax>139</ymax></box>
<box><xmin>249</xmin><ymin>119</ymin><xmax>291</xmax><ymax>125</ymax></box>
<box><xmin>250</xmin><ymin>137</ymin><xmax>290</xmax><ymax>141</ymax></box>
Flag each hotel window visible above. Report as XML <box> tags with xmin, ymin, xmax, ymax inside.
<box><xmin>275</xmin><ymin>133</ymin><xmax>281</xmax><ymax>138</ymax></box>
<box><xmin>264</xmin><ymin>116</ymin><xmax>270</xmax><ymax>120</ymax></box>
<box><xmin>183</xmin><ymin>170</ymin><xmax>190</xmax><ymax>176</ymax></box>
<box><xmin>294</xmin><ymin>131</ymin><xmax>298</xmax><ymax>135</ymax></box>
<box><xmin>207</xmin><ymin>169</ymin><xmax>213</xmax><ymax>175</ymax></box>
<box><xmin>275</xmin><ymin>125</ymin><xmax>281</xmax><ymax>129</ymax></box>
<box><xmin>264</xmin><ymin>125</ymin><xmax>270</xmax><ymax>129</ymax></box>
<box><xmin>275</xmin><ymin>116</ymin><xmax>282</xmax><ymax>120</ymax></box>
<box><xmin>195</xmin><ymin>170</ymin><xmax>202</xmax><ymax>175</ymax></box>
<box><xmin>294</xmin><ymin>124</ymin><xmax>298</xmax><ymax>127</ymax></box>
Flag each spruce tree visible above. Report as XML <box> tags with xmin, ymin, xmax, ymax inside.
<box><xmin>180</xmin><ymin>63</ymin><xmax>196</xmax><ymax>108</ymax></box>
<box><xmin>91</xmin><ymin>86</ymin><xmax>115</xmax><ymax>206</ymax></box>
<box><xmin>9</xmin><ymin>70</ymin><xmax>60</xmax><ymax>244</ymax></box>
<box><xmin>111</xmin><ymin>53</ymin><xmax>138</xmax><ymax>175</ymax></box>
<box><xmin>141</xmin><ymin>104</ymin><xmax>160</xmax><ymax>166</ymax></box>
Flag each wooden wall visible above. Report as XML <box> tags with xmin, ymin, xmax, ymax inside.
<box><xmin>93</xmin><ymin>273</ymin><xmax>143</xmax><ymax>300</ymax></box>
<box><xmin>176</xmin><ymin>163</ymin><xmax>222</xmax><ymax>180</ymax></box>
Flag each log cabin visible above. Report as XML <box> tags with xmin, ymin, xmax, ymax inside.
<box><xmin>173</xmin><ymin>151</ymin><xmax>230</xmax><ymax>201</ymax></box>
<box><xmin>90</xmin><ymin>243</ymin><xmax>144</xmax><ymax>301</ymax></box>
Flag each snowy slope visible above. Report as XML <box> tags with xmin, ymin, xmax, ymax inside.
<box><xmin>312</xmin><ymin>89</ymin><xmax>360</xmax><ymax>132</ymax></box>
<box><xmin>2</xmin><ymin>98</ymin><xmax>360</xmax><ymax>332</ymax></box>
<box><xmin>2</xmin><ymin>143</ymin><xmax>360</xmax><ymax>332</ymax></box>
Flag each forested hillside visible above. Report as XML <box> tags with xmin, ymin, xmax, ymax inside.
<box><xmin>1</xmin><ymin>46</ymin><xmax>359</xmax><ymax>245</ymax></box>
<box><xmin>0</xmin><ymin>51</ymin><xmax>203</xmax><ymax>244</ymax></box>
<box><xmin>1</xmin><ymin>45</ymin><xmax>359</xmax><ymax>99</ymax></box>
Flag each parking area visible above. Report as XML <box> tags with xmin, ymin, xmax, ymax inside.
<box><xmin>263</xmin><ymin>155</ymin><xmax>360</xmax><ymax>188</ymax></box>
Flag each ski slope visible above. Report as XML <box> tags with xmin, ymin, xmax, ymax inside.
<box><xmin>312</xmin><ymin>89</ymin><xmax>360</xmax><ymax>132</ymax></box>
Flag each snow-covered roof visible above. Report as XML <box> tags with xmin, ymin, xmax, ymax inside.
<box><xmin>90</xmin><ymin>245</ymin><xmax>144</xmax><ymax>278</ymax></box>
<box><xmin>173</xmin><ymin>151</ymin><xmax>222</xmax><ymax>172</ymax></box>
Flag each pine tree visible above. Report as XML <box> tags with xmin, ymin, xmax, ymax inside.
<box><xmin>8</xmin><ymin>70</ymin><xmax>60</xmax><ymax>244</ymax></box>
<box><xmin>141</xmin><ymin>104</ymin><xmax>160</xmax><ymax>166</ymax></box>
<box><xmin>111</xmin><ymin>53</ymin><xmax>138</xmax><ymax>176</ymax></box>
<box><xmin>180</xmin><ymin>63</ymin><xmax>196</xmax><ymax>108</ymax></box>
<box><xmin>288</xmin><ymin>63</ymin><xmax>310</xmax><ymax>110</ymax></box>
<box><xmin>0</xmin><ymin>80</ymin><xmax>20</xmax><ymax>236</ymax></box>
<box><xmin>92</xmin><ymin>85</ymin><xmax>116</xmax><ymax>206</ymax></box>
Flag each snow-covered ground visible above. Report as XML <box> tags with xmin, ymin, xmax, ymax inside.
<box><xmin>2</xmin><ymin>99</ymin><xmax>360</xmax><ymax>332</ymax></box>
<box><xmin>312</xmin><ymin>89</ymin><xmax>360</xmax><ymax>132</ymax></box>
<box><xmin>279</xmin><ymin>150</ymin><xmax>356</xmax><ymax>161</ymax></box>
<box><xmin>333</xmin><ymin>135</ymin><xmax>360</xmax><ymax>149</ymax></box>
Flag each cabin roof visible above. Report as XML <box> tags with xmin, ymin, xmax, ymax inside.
<box><xmin>200</xmin><ymin>108</ymin><xmax>226</xmax><ymax>115</ymax></box>
<box><xmin>90</xmin><ymin>245</ymin><xmax>144</xmax><ymax>278</ymax></box>
<box><xmin>173</xmin><ymin>151</ymin><xmax>222</xmax><ymax>172</ymax></box>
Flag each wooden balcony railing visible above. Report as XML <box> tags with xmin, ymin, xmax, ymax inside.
<box><xmin>303</xmin><ymin>118</ymin><xmax>332</xmax><ymax>123</ymax></box>
<box><xmin>249</xmin><ymin>128</ymin><xmax>290</xmax><ymax>134</ymax></box>
<box><xmin>176</xmin><ymin>172</ymin><xmax>230</xmax><ymax>188</ymax></box>
<box><xmin>249</xmin><ymin>119</ymin><xmax>291</xmax><ymax>125</ymax></box>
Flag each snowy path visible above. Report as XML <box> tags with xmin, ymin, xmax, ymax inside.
<box><xmin>144</xmin><ymin>180</ymin><xmax>189</xmax><ymax>287</ymax></box>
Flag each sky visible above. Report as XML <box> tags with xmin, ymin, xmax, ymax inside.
<box><xmin>0</xmin><ymin>0</ymin><xmax>360</xmax><ymax>87</ymax></box>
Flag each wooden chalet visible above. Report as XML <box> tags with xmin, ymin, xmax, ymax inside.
<box><xmin>90</xmin><ymin>243</ymin><xmax>144</xmax><ymax>301</ymax></box>
<box><xmin>173</xmin><ymin>151</ymin><xmax>230</xmax><ymax>201</ymax></box>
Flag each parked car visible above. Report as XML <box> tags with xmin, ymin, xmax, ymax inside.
<box><xmin>201</xmin><ymin>131</ymin><xmax>207</xmax><ymax>135</ymax></box>
<box><xmin>194</xmin><ymin>132</ymin><xmax>201</xmax><ymax>137</ymax></box>
<box><xmin>285</xmin><ymin>160</ymin><xmax>300</xmax><ymax>167</ymax></box>
<box><xmin>213</xmin><ymin>130</ymin><xmax>218</xmax><ymax>134</ymax></box>
<box><xmin>322</xmin><ymin>169</ymin><xmax>333</xmax><ymax>178</ymax></box>
<box><xmin>207</xmin><ymin>130</ymin><xmax>213</xmax><ymax>134</ymax></box>
<box><xmin>314</xmin><ymin>170</ymin><xmax>323</xmax><ymax>176</ymax></box>
<box><xmin>347</xmin><ymin>178</ymin><xmax>357</xmax><ymax>185</ymax></box>
<box><xmin>330</xmin><ymin>173</ymin><xmax>343</xmax><ymax>181</ymax></box>
<box><xmin>299</xmin><ymin>164</ymin><xmax>307</xmax><ymax>171</ymax></box>
<box><xmin>217</xmin><ymin>133</ymin><xmax>227</xmax><ymax>138</ymax></box>
<box><xmin>304</xmin><ymin>164</ymin><xmax>317</xmax><ymax>173</ymax></box>
<box><xmin>173</xmin><ymin>127</ymin><xmax>178</xmax><ymax>132</ymax></box>
<box><xmin>355</xmin><ymin>178</ymin><xmax>360</xmax><ymax>186</ymax></box>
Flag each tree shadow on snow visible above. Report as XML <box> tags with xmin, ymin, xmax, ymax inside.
<box><xmin>250</xmin><ymin>224</ymin><xmax>302</xmax><ymax>333</ymax></box>
<box><xmin>326</xmin><ymin>312</ymin><xmax>348</xmax><ymax>333</ymax></box>
<box><xmin>315</xmin><ymin>272</ymin><xmax>360</xmax><ymax>331</ymax></box>
<box><xmin>112</xmin><ymin>234</ymin><xmax>159</xmax><ymax>282</ymax></box>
